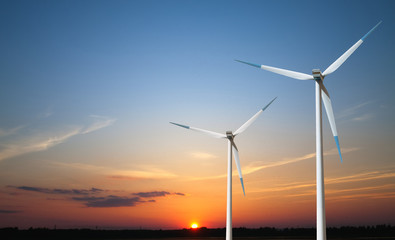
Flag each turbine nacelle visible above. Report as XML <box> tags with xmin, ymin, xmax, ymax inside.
<box><xmin>226</xmin><ymin>131</ymin><xmax>234</xmax><ymax>140</ymax></box>
<box><xmin>312</xmin><ymin>69</ymin><xmax>324</xmax><ymax>81</ymax></box>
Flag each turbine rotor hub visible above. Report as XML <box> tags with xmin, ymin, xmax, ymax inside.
<box><xmin>226</xmin><ymin>131</ymin><xmax>234</xmax><ymax>140</ymax></box>
<box><xmin>312</xmin><ymin>69</ymin><xmax>324</xmax><ymax>81</ymax></box>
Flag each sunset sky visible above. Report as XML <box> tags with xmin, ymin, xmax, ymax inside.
<box><xmin>1</xmin><ymin>0</ymin><xmax>394</xmax><ymax>229</ymax></box>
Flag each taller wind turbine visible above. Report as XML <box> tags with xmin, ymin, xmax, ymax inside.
<box><xmin>170</xmin><ymin>97</ymin><xmax>276</xmax><ymax>240</ymax></box>
<box><xmin>236</xmin><ymin>22</ymin><xmax>381</xmax><ymax>240</ymax></box>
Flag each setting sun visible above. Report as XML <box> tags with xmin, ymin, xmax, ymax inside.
<box><xmin>191</xmin><ymin>223</ymin><xmax>198</xmax><ymax>229</ymax></box>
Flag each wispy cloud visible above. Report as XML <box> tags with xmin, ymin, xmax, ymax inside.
<box><xmin>37</xmin><ymin>106</ymin><xmax>54</xmax><ymax>119</ymax></box>
<box><xmin>108</xmin><ymin>169</ymin><xmax>178</xmax><ymax>180</ymax></box>
<box><xmin>271</xmin><ymin>169</ymin><xmax>394</xmax><ymax>192</ymax></box>
<box><xmin>74</xmin><ymin>191</ymin><xmax>186</xmax><ymax>208</ymax></box>
<box><xmin>0</xmin><ymin>128</ymin><xmax>82</xmax><ymax>162</ymax></box>
<box><xmin>190</xmin><ymin>147</ymin><xmax>358</xmax><ymax>181</ymax></box>
<box><xmin>134</xmin><ymin>191</ymin><xmax>171</xmax><ymax>198</ymax></box>
<box><xmin>8</xmin><ymin>186</ymin><xmax>104</xmax><ymax>195</ymax></box>
<box><xmin>0</xmin><ymin>126</ymin><xmax>25</xmax><ymax>138</ymax></box>
<box><xmin>50</xmin><ymin>162</ymin><xmax>109</xmax><ymax>171</ymax></box>
<box><xmin>81</xmin><ymin>115</ymin><xmax>116</xmax><ymax>134</ymax></box>
<box><xmin>76</xmin><ymin>191</ymin><xmax>186</xmax><ymax>208</ymax></box>
<box><xmin>73</xmin><ymin>196</ymin><xmax>143</xmax><ymax>208</ymax></box>
<box><xmin>0</xmin><ymin>209</ymin><xmax>21</xmax><ymax>214</ymax></box>
<box><xmin>243</xmin><ymin>147</ymin><xmax>358</xmax><ymax>176</ymax></box>
<box><xmin>50</xmin><ymin>161</ymin><xmax>178</xmax><ymax>181</ymax></box>
<box><xmin>351</xmin><ymin>113</ymin><xmax>373</xmax><ymax>122</ymax></box>
<box><xmin>337</xmin><ymin>100</ymin><xmax>375</xmax><ymax>122</ymax></box>
<box><xmin>326</xmin><ymin>184</ymin><xmax>395</xmax><ymax>195</ymax></box>
<box><xmin>9</xmin><ymin>185</ymin><xmax>185</xmax><ymax>208</ymax></box>
<box><xmin>251</xmin><ymin>169</ymin><xmax>395</xmax><ymax>202</ymax></box>
<box><xmin>190</xmin><ymin>151</ymin><xmax>217</xmax><ymax>159</ymax></box>
<box><xmin>326</xmin><ymin>170</ymin><xmax>395</xmax><ymax>185</ymax></box>
<box><xmin>134</xmin><ymin>191</ymin><xmax>185</xmax><ymax>198</ymax></box>
<box><xmin>0</xmin><ymin>115</ymin><xmax>116</xmax><ymax>162</ymax></box>
<box><xmin>329</xmin><ymin>192</ymin><xmax>395</xmax><ymax>201</ymax></box>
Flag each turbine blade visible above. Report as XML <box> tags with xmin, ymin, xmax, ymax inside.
<box><xmin>169</xmin><ymin>122</ymin><xmax>226</xmax><ymax>138</ymax></box>
<box><xmin>234</xmin><ymin>97</ymin><xmax>277</xmax><ymax>136</ymax></box>
<box><xmin>235</xmin><ymin>60</ymin><xmax>313</xmax><ymax>80</ymax></box>
<box><xmin>323</xmin><ymin>21</ymin><xmax>382</xmax><ymax>76</ymax></box>
<box><xmin>319</xmin><ymin>83</ymin><xmax>343</xmax><ymax>163</ymax></box>
<box><xmin>232</xmin><ymin>142</ymin><xmax>245</xmax><ymax>196</ymax></box>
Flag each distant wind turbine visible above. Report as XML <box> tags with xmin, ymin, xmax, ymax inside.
<box><xmin>170</xmin><ymin>97</ymin><xmax>276</xmax><ymax>240</ymax></box>
<box><xmin>236</xmin><ymin>21</ymin><xmax>381</xmax><ymax>240</ymax></box>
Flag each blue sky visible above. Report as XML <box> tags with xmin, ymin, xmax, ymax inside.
<box><xmin>0</xmin><ymin>0</ymin><xmax>394</xmax><ymax>229</ymax></box>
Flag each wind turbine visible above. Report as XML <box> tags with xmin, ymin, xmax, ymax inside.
<box><xmin>170</xmin><ymin>97</ymin><xmax>276</xmax><ymax>240</ymax></box>
<box><xmin>236</xmin><ymin>22</ymin><xmax>381</xmax><ymax>240</ymax></box>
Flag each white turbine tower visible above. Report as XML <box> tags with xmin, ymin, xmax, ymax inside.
<box><xmin>236</xmin><ymin>22</ymin><xmax>381</xmax><ymax>240</ymax></box>
<box><xmin>170</xmin><ymin>97</ymin><xmax>276</xmax><ymax>240</ymax></box>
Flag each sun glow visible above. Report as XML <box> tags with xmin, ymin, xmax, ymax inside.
<box><xmin>191</xmin><ymin>223</ymin><xmax>198</xmax><ymax>229</ymax></box>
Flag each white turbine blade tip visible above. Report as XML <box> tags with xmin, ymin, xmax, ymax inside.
<box><xmin>323</xmin><ymin>21</ymin><xmax>381</xmax><ymax>76</ymax></box>
<box><xmin>169</xmin><ymin>122</ymin><xmax>190</xmax><ymax>129</ymax></box>
<box><xmin>234</xmin><ymin>97</ymin><xmax>276</xmax><ymax>136</ymax></box>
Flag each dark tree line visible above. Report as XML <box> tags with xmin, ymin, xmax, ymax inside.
<box><xmin>1</xmin><ymin>225</ymin><xmax>394</xmax><ymax>239</ymax></box>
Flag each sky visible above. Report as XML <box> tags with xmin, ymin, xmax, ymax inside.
<box><xmin>0</xmin><ymin>0</ymin><xmax>394</xmax><ymax>230</ymax></box>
